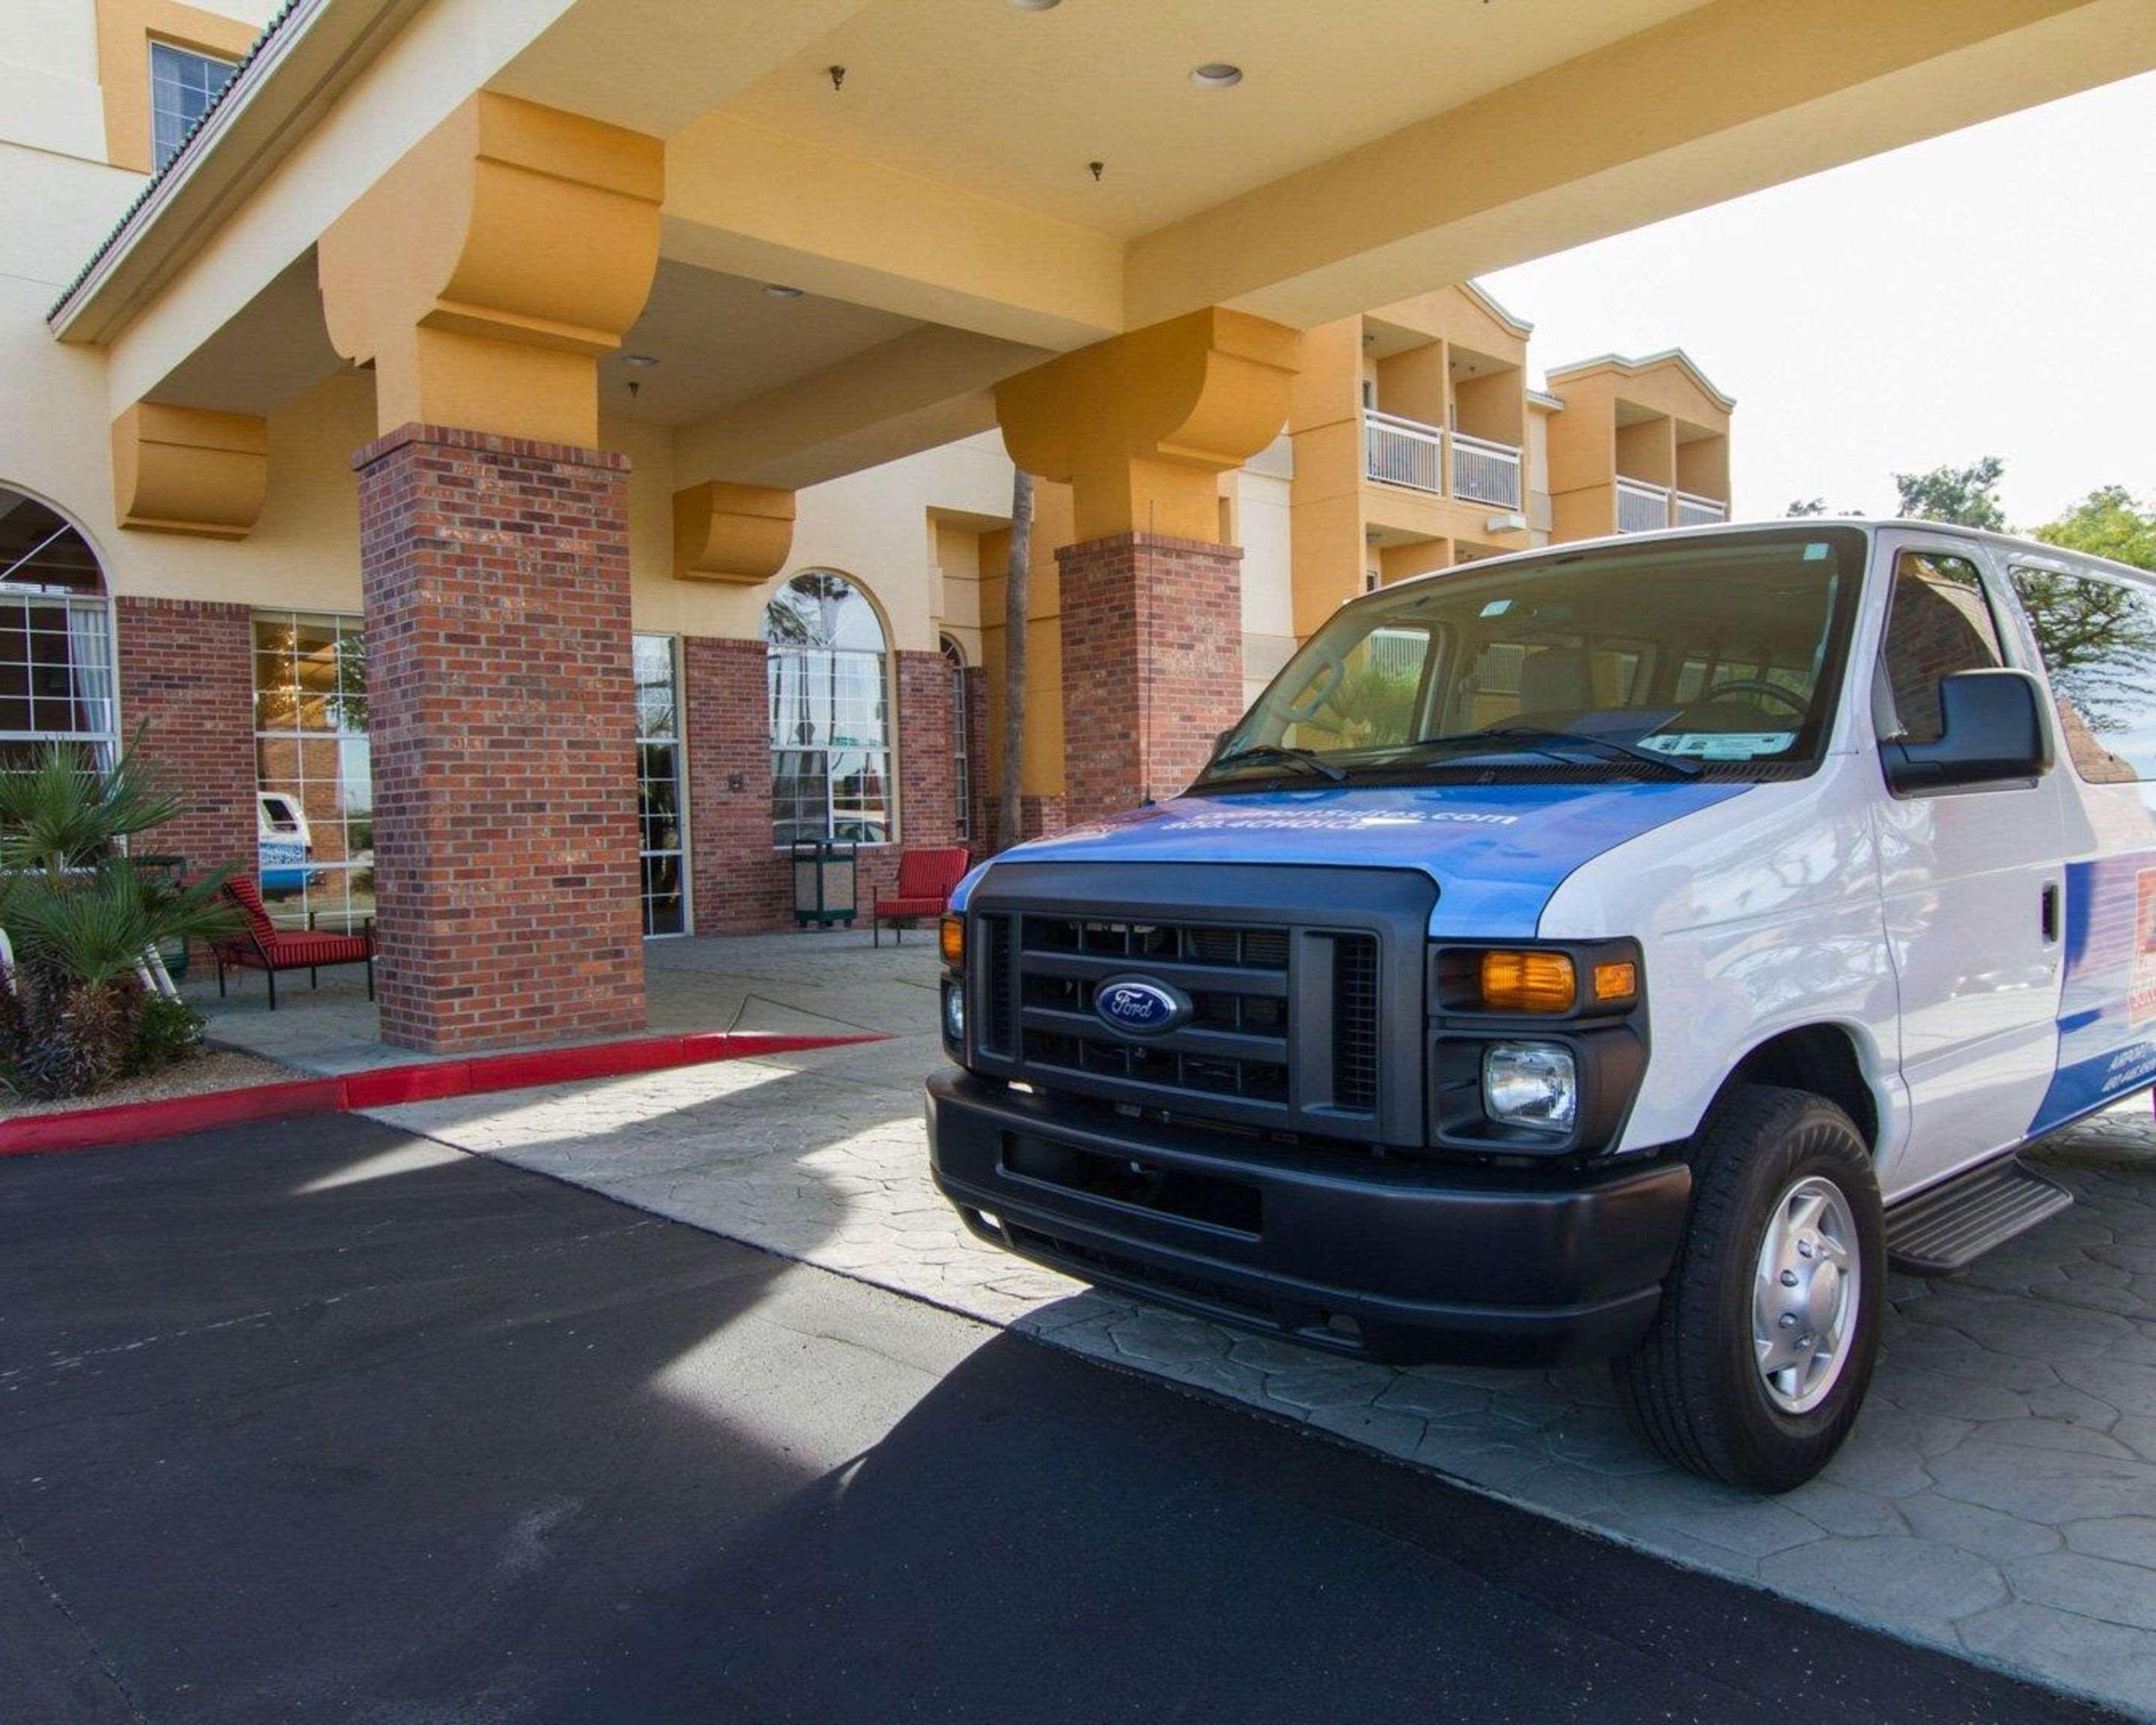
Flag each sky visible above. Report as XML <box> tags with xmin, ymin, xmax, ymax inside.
<box><xmin>1481</xmin><ymin>67</ymin><xmax>2156</xmax><ymax>532</ymax></box>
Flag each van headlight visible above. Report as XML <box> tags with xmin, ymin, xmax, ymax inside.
<box><xmin>1483</xmin><ymin>1042</ymin><xmax>1577</xmax><ymax>1132</ymax></box>
<box><xmin>942</xmin><ymin>980</ymin><xmax>966</xmax><ymax>1046</ymax></box>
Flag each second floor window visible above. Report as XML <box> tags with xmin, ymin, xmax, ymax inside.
<box><xmin>150</xmin><ymin>41</ymin><xmax>239</xmax><ymax>171</ymax></box>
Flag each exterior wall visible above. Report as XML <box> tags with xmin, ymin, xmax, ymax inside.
<box><xmin>1234</xmin><ymin>457</ymin><xmax>1297</xmax><ymax>710</ymax></box>
<box><xmin>113</xmin><ymin>594</ymin><xmax>254</xmax><ymax>874</ymax></box>
<box><xmin>683</xmin><ymin>639</ymin><xmax>961</xmax><ymax>932</ymax></box>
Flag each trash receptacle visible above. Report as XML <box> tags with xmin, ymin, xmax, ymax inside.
<box><xmin>793</xmin><ymin>840</ymin><xmax>858</xmax><ymax>928</ymax></box>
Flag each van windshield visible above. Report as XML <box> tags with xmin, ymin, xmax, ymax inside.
<box><xmin>1204</xmin><ymin>527</ymin><xmax>1867</xmax><ymax>787</ymax></box>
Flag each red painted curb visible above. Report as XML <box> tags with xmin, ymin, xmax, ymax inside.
<box><xmin>0</xmin><ymin>1029</ymin><xmax>881</xmax><ymax>1160</ymax></box>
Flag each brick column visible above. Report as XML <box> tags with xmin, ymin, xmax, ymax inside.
<box><xmin>1056</xmin><ymin>531</ymin><xmax>1243</xmax><ymax>827</ymax></box>
<box><xmin>115</xmin><ymin>597</ymin><xmax>255</xmax><ymax>877</ymax></box>
<box><xmin>353</xmin><ymin>425</ymin><xmax>644</xmax><ymax>1052</ymax></box>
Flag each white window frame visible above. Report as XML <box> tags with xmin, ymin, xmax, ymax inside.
<box><xmin>249</xmin><ymin>609</ymin><xmax>371</xmax><ymax>932</ymax></box>
<box><xmin>633</xmin><ymin>631</ymin><xmax>692</xmax><ymax>938</ymax></box>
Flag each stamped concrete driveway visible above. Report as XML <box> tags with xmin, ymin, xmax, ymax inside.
<box><xmin>365</xmin><ymin>932</ymin><xmax>2156</xmax><ymax>1718</ymax></box>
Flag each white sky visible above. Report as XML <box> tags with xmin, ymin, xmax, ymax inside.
<box><xmin>1481</xmin><ymin>69</ymin><xmax>2156</xmax><ymax>531</ymax></box>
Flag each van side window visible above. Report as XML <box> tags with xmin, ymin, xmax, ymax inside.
<box><xmin>2008</xmin><ymin>565</ymin><xmax>2156</xmax><ymax>783</ymax></box>
<box><xmin>1878</xmin><ymin>553</ymin><xmax>2006</xmax><ymax>743</ymax></box>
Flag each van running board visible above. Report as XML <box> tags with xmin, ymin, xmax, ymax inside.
<box><xmin>1885</xmin><ymin>1156</ymin><xmax>2074</xmax><ymax>1275</ymax></box>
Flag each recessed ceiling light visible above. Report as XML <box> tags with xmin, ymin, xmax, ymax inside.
<box><xmin>764</xmin><ymin>284</ymin><xmax>805</xmax><ymax>299</ymax></box>
<box><xmin>1190</xmin><ymin>63</ymin><xmax>1243</xmax><ymax>89</ymax></box>
<box><xmin>1008</xmin><ymin>0</ymin><xmax>1062</xmax><ymax>9</ymax></box>
<box><xmin>621</xmin><ymin>353</ymin><xmax>659</xmax><ymax>368</ymax></box>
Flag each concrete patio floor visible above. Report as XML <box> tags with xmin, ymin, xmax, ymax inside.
<box><xmin>186</xmin><ymin>928</ymin><xmax>928</xmax><ymax>1073</ymax></box>
<box><xmin>246</xmin><ymin>932</ymin><xmax>2156</xmax><ymax>1717</ymax></box>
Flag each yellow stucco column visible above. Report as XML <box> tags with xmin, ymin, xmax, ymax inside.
<box><xmin>319</xmin><ymin>92</ymin><xmax>664</xmax><ymax>447</ymax></box>
<box><xmin>993</xmin><ymin>307</ymin><xmax>1300</xmax><ymax>544</ymax></box>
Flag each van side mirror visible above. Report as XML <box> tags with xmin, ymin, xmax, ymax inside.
<box><xmin>1881</xmin><ymin>669</ymin><xmax>2050</xmax><ymax>794</ymax></box>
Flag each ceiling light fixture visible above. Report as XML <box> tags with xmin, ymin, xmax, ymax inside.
<box><xmin>1007</xmin><ymin>0</ymin><xmax>1062</xmax><ymax>9</ymax></box>
<box><xmin>1190</xmin><ymin>63</ymin><xmax>1243</xmax><ymax>89</ymax></box>
<box><xmin>622</xmin><ymin>353</ymin><xmax>660</xmax><ymax>368</ymax></box>
<box><xmin>764</xmin><ymin>284</ymin><xmax>805</xmax><ymax>299</ymax></box>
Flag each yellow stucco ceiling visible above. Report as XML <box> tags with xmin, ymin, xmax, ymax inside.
<box><xmin>718</xmin><ymin>0</ymin><xmax>1708</xmax><ymax>240</ymax></box>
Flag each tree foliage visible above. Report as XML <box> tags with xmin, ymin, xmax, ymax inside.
<box><xmin>1893</xmin><ymin>457</ymin><xmax>2007</xmax><ymax>532</ymax></box>
<box><xmin>2032</xmin><ymin>485</ymin><xmax>2156</xmax><ymax>573</ymax></box>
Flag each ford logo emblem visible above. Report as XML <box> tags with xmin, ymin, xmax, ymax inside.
<box><xmin>1094</xmin><ymin>976</ymin><xmax>1190</xmax><ymax>1037</ymax></box>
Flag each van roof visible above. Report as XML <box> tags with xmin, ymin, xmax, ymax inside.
<box><xmin>1379</xmin><ymin>518</ymin><xmax>2153</xmax><ymax>600</ymax></box>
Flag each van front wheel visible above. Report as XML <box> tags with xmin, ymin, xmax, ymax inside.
<box><xmin>1613</xmin><ymin>1084</ymin><xmax>1884</xmax><ymax>1491</ymax></box>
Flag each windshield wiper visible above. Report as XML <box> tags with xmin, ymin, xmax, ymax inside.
<box><xmin>1205</xmin><ymin>743</ymin><xmax>1348</xmax><ymax>782</ymax></box>
<box><xmin>1400</xmin><ymin>725</ymin><xmax>1703</xmax><ymax>779</ymax></box>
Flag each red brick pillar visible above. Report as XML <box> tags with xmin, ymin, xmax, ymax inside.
<box><xmin>115</xmin><ymin>597</ymin><xmax>256</xmax><ymax>877</ymax></box>
<box><xmin>353</xmin><ymin>425</ymin><xmax>645</xmax><ymax>1053</ymax></box>
<box><xmin>1055</xmin><ymin>531</ymin><xmax>1243</xmax><ymax>827</ymax></box>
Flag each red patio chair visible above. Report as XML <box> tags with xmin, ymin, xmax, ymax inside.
<box><xmin>212</xmin><ymin>874</ymin><xmax>375</xmax><ymax>1010</ymax></box>
<box><xmin>872</xmin><ymin>846</ymin><xmax>969</xmax><ymax>947</ymax></box>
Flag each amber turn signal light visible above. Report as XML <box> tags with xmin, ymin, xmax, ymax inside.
<box><xmin>1592</xmin><ymin>960</ymin><xmax>1639</xmax><ymax>1005</ymax></box>
<box><xmin>940</xmin><ymin>914</ymin><xmax>966</xmax><ymax>967</ymax></box>
<box><xmin>1479</xmin><ymin>949</ymin><xmax>1576</xmax><ymax>1013</ymax></box>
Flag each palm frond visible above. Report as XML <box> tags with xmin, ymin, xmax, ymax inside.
<box><xmin>1</xmin><ymin>860</ymin><xmax>240</xmax><ymax>987</ymax></box>
<box><xmin>0</xmin><ymin>728</ymin><xmax>186</xmax><ymax>874</ymax></box>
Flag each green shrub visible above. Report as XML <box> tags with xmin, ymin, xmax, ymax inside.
<box><xmin>124</xmin><ymin>992</ymin><xmax>205</xmax><ymax>1080</ymax></box>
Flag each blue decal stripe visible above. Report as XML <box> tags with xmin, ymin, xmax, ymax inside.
<box><xmin>2028</xmin><ymin>854</ymin><xmax>2156</xmax><ymax>1137</ymax></box>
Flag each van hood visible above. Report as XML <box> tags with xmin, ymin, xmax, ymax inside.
<box><xmin>954</xmin><ymin>779</ymin><xmax>1750</xmax><ymax>937</ymax></box>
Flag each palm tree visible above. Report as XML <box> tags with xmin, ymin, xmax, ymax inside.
<box><xmin>0</xmin><ymin>734</ymin><xmax>237</xmax><ymax>1098</ymax></box>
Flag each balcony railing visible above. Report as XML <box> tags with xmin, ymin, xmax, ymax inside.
<box><xmin>1452</xmin><ymin>431</ymin><xmax>1522</xmax><ymax>508</ymax></box>
<box><xmin>1363</xmin><ymin>409</ymin><xmax>1445</xmax><ymax>493</ymax></box>
<box><xmin>1616</xmin><ymin>476</ymin><xmax>1672</xmax><ymax>535</ymax></box>
<box><xmin>1675</xmin><ymin>490</ymin><xmax>1729</xmax><ymax>527</ymax></box>
<box><xmin>1363</xmin><ymin>411</ymin><xmax>1522</xmax><ymax>510</ymax></box>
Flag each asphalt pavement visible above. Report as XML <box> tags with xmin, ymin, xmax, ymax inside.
<box><xmin>0</xmin><ymin>1115</ymin><xmax>2125</xmax><ymax>1724</ymax></box>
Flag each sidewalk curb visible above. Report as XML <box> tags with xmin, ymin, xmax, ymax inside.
<box><xmin>0</xmin><ymin>1029</ymin><xmax>883</xmax><ymax>1159</ymax></box>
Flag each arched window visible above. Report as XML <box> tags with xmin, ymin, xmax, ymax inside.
<box><xmin>765</xmin><ymin>572</ymin><xmax>891</xmax><ymax>846</ymax></box>
<box><xmin>0</xmin><ymin>487</ymin><xmax>115</xmax><ymax>770</ymax></box>
<box><xmin>940</xmin><ymin>635</ymin><xmax>969</xmax><ymax>842</ymax></box>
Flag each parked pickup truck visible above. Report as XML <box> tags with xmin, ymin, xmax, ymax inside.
<box><xmin>928</xmin><ymin>520</ymin><xmax>2156</xmax><ymax>1490</ymax></box>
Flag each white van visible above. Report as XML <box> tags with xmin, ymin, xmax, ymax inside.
<box><xmin>257</xmin><ymin>791</ymin><xmax>315</xmax><ymax>892</ymax></box>
<box><xmin>928</xmin><ymin>520</ymin><xmax>2156</xmax><ymax>1490</ymax></box>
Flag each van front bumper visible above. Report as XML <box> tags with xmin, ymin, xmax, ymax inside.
<box><xmin>927</xmin><ymin>1069</ymin><xmax>1691</xmax><ymax>1366</ymax></box>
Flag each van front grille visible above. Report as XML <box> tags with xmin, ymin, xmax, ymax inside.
<box><xmin>1331</xmin><ymin>933</ymin><xmax>1380</xmax><ymax>1111</ymax></box>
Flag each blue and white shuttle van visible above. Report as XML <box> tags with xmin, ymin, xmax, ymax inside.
<box><xmin>927</xmin><ymin>520</ymin><xmax>2156</xmax><ymax>1489</ymax></box>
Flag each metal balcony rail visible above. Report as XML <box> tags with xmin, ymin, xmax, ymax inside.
<box><xmin>1451</xmin><ymin>431</ymin><xmax>1522</xmax><ymax>508</ymax></box>
<box><xmin>1616</xmin><ymin>476</ymin><xmax>1672</xmax><ymax>535</ymax></box>
<box><xmin>1362</xmin><ymin>409</ymin><xmax>1445</xmax><ymax>494</ymax></box>
<box><xmin>1675</xmin><ymin>490</ymin><xmax>1729</xmax><ymax>526</ymax></box>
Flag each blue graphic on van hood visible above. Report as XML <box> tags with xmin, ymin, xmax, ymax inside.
<box><xmin>952</xmin><ymin>780</ymin><xmax>1750</xmax><ymax>937</ymax></box>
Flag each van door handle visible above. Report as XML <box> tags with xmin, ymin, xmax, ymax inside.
<box><xmin>2041</xmin><ymin>881</ymin><xmax>2062</xmax><ymax>944</ymax></box>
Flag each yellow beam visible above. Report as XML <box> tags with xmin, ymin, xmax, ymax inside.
<box><xmin>662</xmin><ymin>113</ymin><xmax>1123</xmax><ymax>351</ymax></box>
<box><xmin>673</xmin><ymin>324</ymin><xmax>1042</xmax><ymax>493</ymax></box>
<box><xmin>1126</xmin><ymin>0</ymin><xmax>2156</xmax><ymax>328</ymax></box>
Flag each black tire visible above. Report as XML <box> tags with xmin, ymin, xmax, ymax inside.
<box><xmin>1613</xmin><ymin>1083</ymin><xmax>1884</xmax><ymax>1492</ymax></box>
